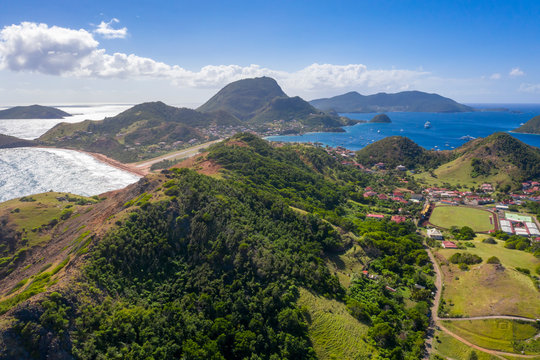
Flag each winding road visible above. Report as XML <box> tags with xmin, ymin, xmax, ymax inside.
<box><xmin>424</xmin><ymin>245</ymin><xmax>539</xmax><ymax>360</ymax></box>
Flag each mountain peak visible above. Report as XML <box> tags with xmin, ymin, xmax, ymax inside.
<box><xmin>197</xmin><ymin>77</ymin><xmax>287</xmax><ymax>120</ymax></box>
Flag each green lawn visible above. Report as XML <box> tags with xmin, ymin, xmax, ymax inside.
<box><xmin>432</xmin><ymin>330</ymin><xmax>500</xmax><ymax>360</ymax></box>
<box><xmin>430</xmin><ymin>205</ymin><xmax>494</xmax><ymax>232</ymax></box>
<box><xmin>415</xmin><ymin>156</ymin><xmax>512</xmax><ymax>188</ymax></box>
<box><xmin>438</xmin><ymin>235</ymin><xmax>540</xmax><ymax>274</ymax></box>
<box><xmin>297</xmin><ymin>288</ymin><xmax>373</xmax><ymax>360</ymax></box>
<box><xmin>438</xmin><ymin>260</ymin><xmax>540</xmax><ymax>318</ymax></box>
<box><xmin>442</xmin><ymin>319</ymin><xmax>539</xmax><ymax>354</ymax></box>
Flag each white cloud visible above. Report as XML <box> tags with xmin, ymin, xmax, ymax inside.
<box><xmin>0</xmin><ymin>22</ymin><xmax>97</xmax><ymax>75</ymax></box>
<box><xmin>519</xmin><ymin>83</ymin><xmax>540</xmax><ymax>93</ymax></box>
<box><xmin>93</xmin><ymin>18</ymin><xmax>127</xmax><ymax>39</ymax></box>
<box><xmin>490</xmin><ymin>73</ymin><xmax>501</xmax><ymax>80</ymax></box>
<box><xmin>509</xmin><ymin>67</ymin><xmax>524</xmax><ymax>77</ymax></box>
<box><xmin>0</xmin><ymin>22</ymin><xmax>429</xmax><ymax>94</ymax></box>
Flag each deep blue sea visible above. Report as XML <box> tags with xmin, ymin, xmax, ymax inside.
<box><xmin>267</xmin><ymin>104</ymin><xmax>540</xmax><ymax>150</ymax></box>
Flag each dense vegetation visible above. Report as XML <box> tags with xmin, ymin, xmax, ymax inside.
<box><xmin>310</xmin><ymin>90</ymin><xmax>473</xmax><ymax>113</ymax></box>
<box><xmin>355</xmin><ymin>136</ymin><xmax>450</xmax><ymax>170</ymax></box>
<box><xmin>1</xmin><ymin>134</ymin><xmax>433</xmax><ymax>359</ymax></box>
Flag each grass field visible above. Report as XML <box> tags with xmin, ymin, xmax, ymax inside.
<box><xmin>430</xmin><ymin>205</ymin><xmax>494</xmax><ymax>232</ymax></box>
<box><xmin>438</xmin><ymin>259</ymin><xmax>540</xmax><ymax>318</ymax></box>
<box><xmin>438</xmin><ymin>235</ymin><xmax>540</xmax><ymax>274</ymax></box>
<box><xmin>414</xmin><ymin>156</ymin><xmax>512</xmax><ymax>188</ymax></box>
<box><xmin>297</xmin><ymin>288</ymin><xmax>373</xmax><ymax>359</ymax></box>
<box><xmin>432</xmin><ymin>330</ymin><xmax>500</xmax><ymax>360</ymax></box>
<box><xmin>442</xmin><ymin>319</ymin><xmax>539</xmax><ymax>354</ymax></box>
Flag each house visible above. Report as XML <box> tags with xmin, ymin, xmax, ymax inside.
<box><xmin>515</xmin><ymin>228</ymin><xmax>529</xmax><ymax>237</ymax></box>
<box><xmin>366</xmin><ymin>214</ymin><xmax>385</xmax><ymax>219</ymax></box>
<box><xmin>364</xmin><ymin>191</ymin><xmax>377</xmax><ymax>198</ymax></box>
<box><xmin>378</xmin><ymin>194</ymin><xmax>388</xmax><ymax>200</ymax></box>
<box><xmin>410</xmin><ymin>194</ymin><xmax>424</xmax><ymax>203</ymax></box>
<box><xmin>442</xmin><ymin>241</ymin><xmax>458</xmax><ymax>249</ymax></box>
<box><xmin>375</xmin><ymin>162</ymin><xmax>385</xmax><ymax>169</ymax></box>
<box><xmin>391</xmin><ymin>215</ymin><xmax>407</xmax><ymax>223</ymax></box>
<box><xmin>499</xmin><ymin>219</ymin><xmax>514</xmax><ymax>235</ymax></box>
<box><xmin>396</xmin><ymin>165</ymin><xmax>407</xmax><ymax>171</ymax></box>
<box><xmin>427</xmin><ymin>228</ymin><xmax>443</xmax><ymax>240</ymax></box>
<box><xmin>496</xmin><ymin>204</ymin><xmax>509</xmax><ymax>211</ymax></box>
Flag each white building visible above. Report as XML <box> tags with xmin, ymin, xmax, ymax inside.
<box><xmin>427</xmin><ymin>228</ymin><xmax>444</xmax><ymax>240</ymax></box>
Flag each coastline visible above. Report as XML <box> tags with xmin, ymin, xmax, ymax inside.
<box><xmin>34</xmin><ymin>146</ymin><xmax>146</xmax><ymax>177</ymax></box>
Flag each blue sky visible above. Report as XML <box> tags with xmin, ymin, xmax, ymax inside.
<box><xmin>0</xmin><ymin>0</ymin><xmax>539</xmax><ymax>105</ymax></box>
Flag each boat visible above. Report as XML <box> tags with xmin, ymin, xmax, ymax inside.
<box><xmin>400</xmin><ymin>129</ymin><xmax>404</xmax><ymax>132</ymax></box>
<box><xmin>377</xmin><ymin>130</ymin><xmax>381</xmax><ymax>133</ymax></box>
<box><xmin>424</xmin><ymin>121</ymin><xmax>431</xmax><ymax>129</ymax></box>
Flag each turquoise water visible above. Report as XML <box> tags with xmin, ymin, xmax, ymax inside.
<box><xmin>267</xmin><ymin>104</ymin><xmax>540</xmax><ymax>150</ymax></box>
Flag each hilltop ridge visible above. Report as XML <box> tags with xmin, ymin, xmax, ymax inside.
<box><xmin>310</xmin><ymin>90</ymin><xmax>473</xmax><ymax>113</ymax></box>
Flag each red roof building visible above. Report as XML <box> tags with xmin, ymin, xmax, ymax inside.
<box><xmin>391</xmin><ymin>215</ymin><xmax>407</xmax><ymax>223</ymax></box>
<box><xmin>366</xmin><ymin>214</ymin><xmax>385</xmax><ymax>219</ymax></box>
<box><xmin>442</xmin><ymin>241</ymin><xmax>458</xmax><ymax>249</ymax></box>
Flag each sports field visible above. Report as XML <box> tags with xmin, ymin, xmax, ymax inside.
<box><xmin>429</xmin><ymin>206</ymin><xmax>494</xmax><ymax>232</ymax></box>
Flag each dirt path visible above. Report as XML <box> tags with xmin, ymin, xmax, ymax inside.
<box><xmin>441</xmin><ymin>315</ymin><xmax>537</xmax><ymax>322</ymax></box>
<box><xmin>425</xmin><ymin>246</ymin><xmax>539</xmax><ymax>359</ymax></box>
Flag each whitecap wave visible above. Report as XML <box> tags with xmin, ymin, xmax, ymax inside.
<box><xmin>0</xmin><ymin>147</ymin><xmax>140</xmax><ymax>203</ymax></box>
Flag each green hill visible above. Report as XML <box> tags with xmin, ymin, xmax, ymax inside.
<box><xmin>355</xmin><ymin>136</ymin><xmax>450</xmax><ymax>170</ymax></box>
<box><xmin>369</xmin><ymin>114</ymin><xmax>391</xmax><ymax>123</ymax></box>
<box><xmin>197</xmin><ymin>77</ymin><xmax>287</xmax><ymax>120</ymax></box>
<box><xmin>0</xmin><ymin>134</ymin><xmax>36</xmax><ymax>148</ymax></box>
<box><xmin>0</xmin><ymin>105</ymin><xmax>71</xmax><ymax>119</ymax></box>
<box><xmin>513</xmin><ymin>115</ymin><xmax>540</xmax><ymax>134</ymax></box>
<box><xmin>38</xmin><ymin>101</ymin><xmax>240</xmax><ymax>162</ymax></box>
<box><xmin>310</xmin><ymin>90</ymin><xmax>474</xmax><ymax>113</ymax></box>
<box><xmin>198</xmin><ymin>77</ymin><xmax>357</xmax><ymax>132</ymax></box>
<box><xmin>416</xmin><ymin>132</ymin><xmax>540</xmax><ymax>187</ymax></box>
<box><xmin>0</xmin><ymin>134</ymin><xmax>432</xmax><ymax>360</ymax></box>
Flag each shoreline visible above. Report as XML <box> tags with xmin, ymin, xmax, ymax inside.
<box><xmin>34</xmin><ymin>146</ymin><xmax>147</xmax><ymax>177</ymax></box>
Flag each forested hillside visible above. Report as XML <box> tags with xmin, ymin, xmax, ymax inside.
<box><xmin>0</xmin><ymin>134</ymin><xmax>433</xmax><ymax>360</ymax></box>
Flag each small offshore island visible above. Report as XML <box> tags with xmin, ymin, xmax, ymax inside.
<box><xmin>0</xmin><ymin>105</ymin><xmax>71</xmax><ymax>119</ymax></box>
<box><xmin>513</xmin><ymin>115</ymin><xmax>540</xmax><ymax>135</ymax></box>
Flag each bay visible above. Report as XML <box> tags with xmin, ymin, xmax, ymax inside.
<box><xmin>267</xmin><ymin>104</ymin><xmax>540</xmax><ymax>150</ymax></box>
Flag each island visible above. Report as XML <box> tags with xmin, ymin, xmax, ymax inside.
<box><xmin>310</xmin><ymin>90</ymin><xmax>474</xmax><ymax>113</ymax></box>
<box><xmin>0</xmin><ymin>105</ymin><xmax>71</xmax><ymax>119</ymax></box>
<box><xmin>513</xmin><ymin>115</ymin><xmax>540</xmax><ymax>134</ymax></box>
<box><xmin>369</xmin><ymin>114</ymin><xmax>392</xmax><ymax>123</ymax></box>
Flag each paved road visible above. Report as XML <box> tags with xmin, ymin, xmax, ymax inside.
<box><xmin>131</xmin><ymin>139</ymin><xmax>223</xmax><ymax>172</ymax></box>
<box><xmin>424</xmin><ymin>246</ymin><xmax>539</xmax><ymax>359</ymax></box>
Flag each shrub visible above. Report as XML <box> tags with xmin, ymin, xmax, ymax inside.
<box><xmin>449</xmin><ymin>252</ymin><xmax>482</xmax><ymax>265</ymax></box>
<box><xmin>486</xmin><ymin>256</ymin><xmax>500</xmax><ymax>264</ymax></box>
<box><xmin>515</xmin><ymin>267</ymin><xmax>530</xmax><ymax>275</ymax></box>
<box><xmin>482</xmin><ymin>237</ymin><xmax>496</xmax><ymax>244</ymax></box>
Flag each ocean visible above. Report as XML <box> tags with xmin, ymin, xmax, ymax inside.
<box><xmin>0</xmin><ymin>104</ymin><xmax>139</xmax><ymax>203</ymax></box>
<box><xmin>267</xmin><ymin>104</ymin><xmax>540</xmax><ymax>150</ymax></box>
<box><xmin>1</xmin><ymin>103</ymin><xmax>540</xmax><ymax>203</ymax></box>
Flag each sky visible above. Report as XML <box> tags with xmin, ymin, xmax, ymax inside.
<box><xmin>0</xmin><ymin>0</ymin><xmax>539</xmax><ymax>106</ymax></box>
